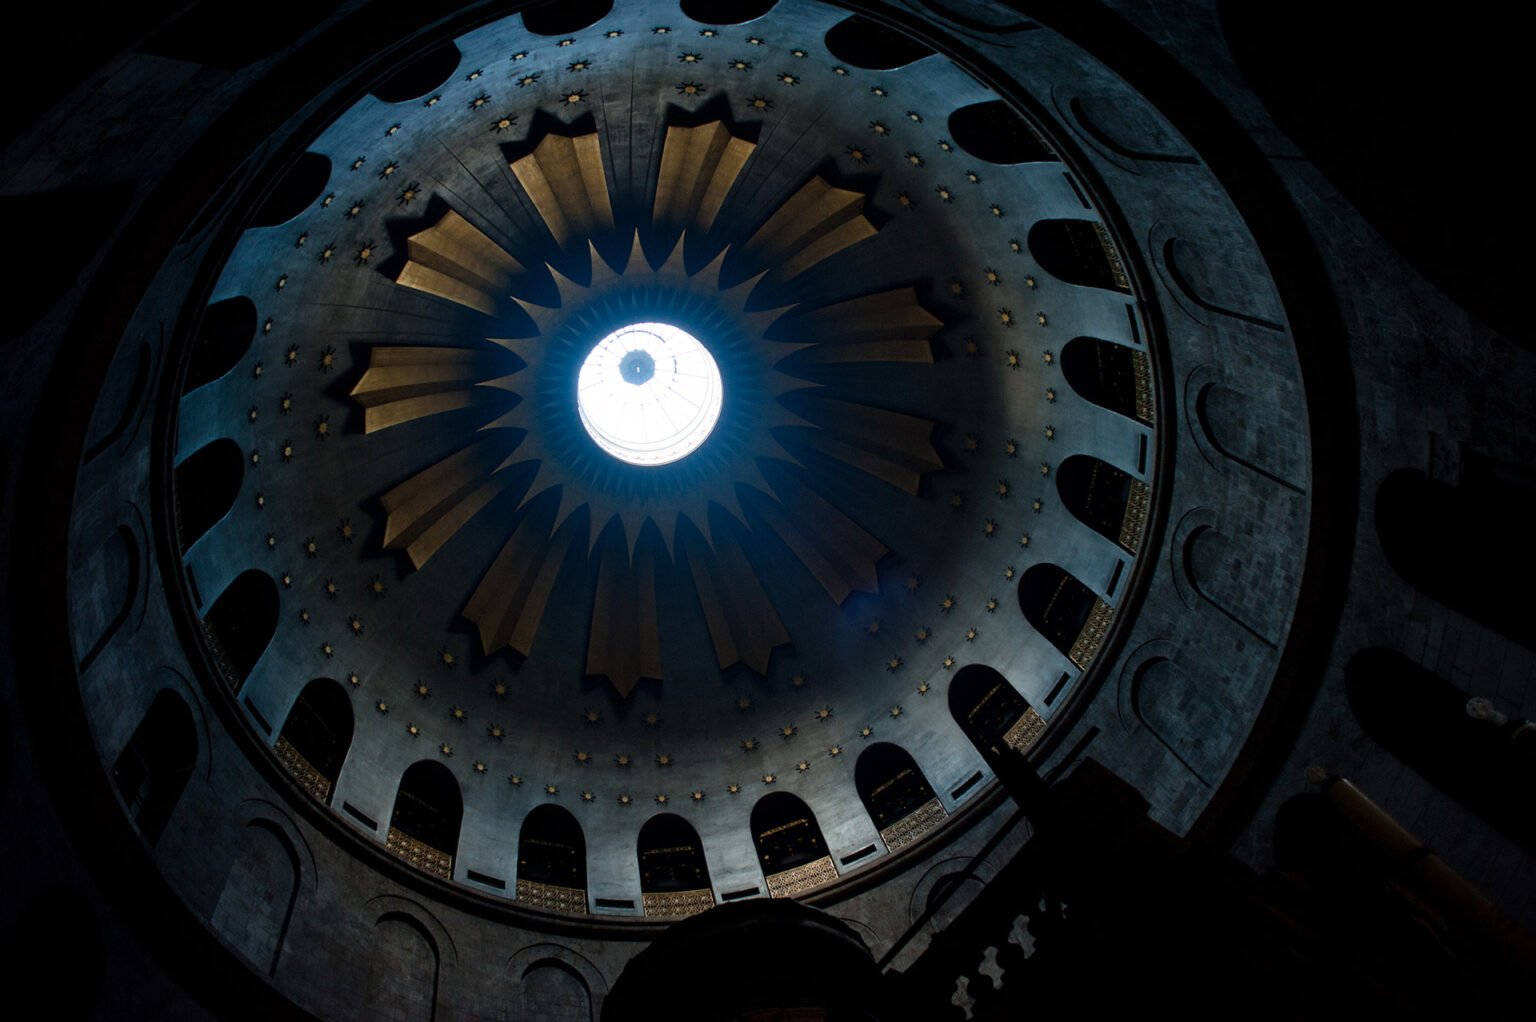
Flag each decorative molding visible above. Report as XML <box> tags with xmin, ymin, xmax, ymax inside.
<box><xmin>274</xmin><ymin>735</ymin><xmax>332</xmax><ymax>804</ymax></box>
<box><xmin>879</xmin><ymin>796</ymin><xmax>947</xmax><ymax>852</ymax></box>
<box><xmin>1004</xmin><ymin>706</ymin><xmax>1047</xmax><ymax>754</ymax></box>
<box><xmin>1068</xmin><ymin>599</ymin><xmax>1115</xmax><ymax>670</ymax></box>
<box><xmin>765</xmin><ymin>855</ymin><xmax>838</xmax><ymax>899</ymax></box>
<box><xmin>515</xmin><ymin>878</ymin><xmax>588</xmax><ymax>914</ymax></box>
<box><xmin>386</xmin><ymin>827</ymin><xmax>453</xmax><ymax>879</ymax></box>
<box><xmin>642</xmin><ymin>888</ymin><xmax>716</xmax><ymax>918</ymax></box>
<box><xmin>1120</xmin><ymin>479</ymin><xmax>1150</xmax><ymax>553</ymax></box>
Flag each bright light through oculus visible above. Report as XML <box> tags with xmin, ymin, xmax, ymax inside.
<box><xmin>577</xmin><ymin>322</ymin><xmax>724</xmax><ymax>466</ymax></box>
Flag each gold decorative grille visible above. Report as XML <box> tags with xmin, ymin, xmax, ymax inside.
<box><xmin>1131</xmin><ymin>349</ymin><xmax>1154</xmax><ymax>425</ymax></box>
<box><xmin>1092</xmin><ymin>221</ymin><xmax>1130</xmax><ymax>290</ymax></box>
<box><xmin>879</xmin><ymin>797</ymin><xmax>947</xmax><ymax>852</ymax></box>
<box><xmin>1068</xmin><ymin>599</ymin><xmax>1115</xmax><ymax>670</ymax></box>
<box><xmin>515</xmin><ymin>878</ymin><xmax>588</xmax><ymax>914</ymax></box>
<box><xmin>386</xmin><ymin>827</ymin><xmax>452</xmax><ymax>879</ymax></box>
<box><xmin>642</xmin><ymin>888</ymin><xmax>716</xmax><ymax>918</ymax></box>
<box><xmin>274</xmin><ymin>735</ymin><xmax>332</xmax><ymax>804</ymax></box>
<box><xmin>1004</xmin><ymin>707</ymin><xmax>1047</xmax><ymax>754</ymax></box>
<box><xmin>1121</xmin><ymin>479</ymin><xmax>1151</xmax><ymax>553</ymax></box>
<box><xmin>765</xmin><ymin>855</ymin><xmax>838</xmax><ymax>899</ymax></box>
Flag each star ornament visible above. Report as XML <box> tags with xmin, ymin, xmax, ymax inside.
<box><xmin>351</xmin><ymin>131</ymin><xmax>946</xmax><ymax>696</ymax></box>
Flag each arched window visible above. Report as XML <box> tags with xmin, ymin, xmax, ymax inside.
<box><xmin>276</xmin><ymin>678</ymin><xmax>353</xmax><ymax>804</ymax></box>
<box><xmin>948</xmin><ymin>664</ymin><xmax>1044</xmax><ymax>763</ymax></box>
<box><xmin>948</xmin><ymin>100</ymin><xmax>1055</xmax><ymax>164</ymax></box>
<box><xmin>854</xmin><ymin>743</ymin><xmax>944</xmax><ymax>851</ymax></box>
<box><xmin>522</xmin><ymin>1</ymin><xmax>612</xmax><ymax>35</ymax></box>
<box><xmin>203</xmin><ymin>569</ymin><xmax>279</xmax><ymax>691</ymax></box>
<box><xmin>824</xmin><ymin>15</ymin><xmax>934</xmax><ymax>69</ymax></box>
<box><xmin>1018</xmin><ymin>564</ymin><xmax>1111</xmax><ymax>669</ymax></box>
<box><xmin>387</xmin><ymin>761</ymin><xmax>461</xmax><ymax>880</ymax></box>
<box><xmin>112</xmin><ymin>689</ymin><xmax>197</xmax><ymax>846</ymax></box>
<box><xmin>371</xmin><ymin>42</ymin><xmax>461</xmax><ymax>103</ymax></box>
<box><xmin>682</xmin><ymin>0</ymin><xmax>777</xmax><ymax>24</ymax></box>
<box><xmin>1057</xmin><ymin>454</ymin><xmax>1147</xmax><ymax>553</ymax></box>
<box><xmin>517</xmin><ymin>805</ymin><xmax>587</xmax><ymax>914</ymax></box>
<box><xmin>637</xmin><ymin>813</ymin><xmax>714</xmax><ymax>918</ymax></box>
<box><xmin>750</xmin><ymin>792</ymin><xmax>836</xmax><ymax>898</ymax></box>
<box><xmin>1060</xmin><ymin>337</ymin><xmax>1153</xmax><ymax>425</ymax></box>
<box><xmin>175</xmin><ymin>438</ymin><xmax>243</xmax><ymax>549</ymax></box>
<box><xmin>249</xmin><ymin>152</ymin><xmax>331</xmax><ymax>228</ymax></box>
<box><xmin>1377</xmin><ymin>462</ymin><xmax>1536</xmax><ymax>647</ymax></box>
<box><xmin>183</xmin><ymin>297</ymin><xmax>257</xmax><ymax>392</ymax></box>
<box><xmin>1028</xmin><ymin>219</ymin><xmax>1131</xmax><ymax>292</ymax></box>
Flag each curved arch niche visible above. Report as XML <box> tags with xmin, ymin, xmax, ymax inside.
<box><xmin>1028</xmin><ymin>219</ymin><xmax>1131</xmax><ymax>292</ymax></box>
<box><xmin>1018</xmin><ymin>563</ymin><xmax>1112</xmax><ymax>669</ymax></box>
<box><xmin>854</xmin><ymin>743</ymin><xmax>945</xmax><ymax>852</ymax></box>
<box><xmin>637</xmin><ymin>813</ymin><xmax>714</xmax><ymax>919</ymax></box>
<box><xmin>824</xmin><ymin>15</ymin><xmax>935</xmax><ymax>69</ymax></box>
<box><xmin>203</xmin><ymin>569</ymin><xmax>279</xmax><ymax>691</ymax></box>
<box><xmin>183</xmin><ymin>297</ymin><xmax>257</xmax><ymax>393</ymax></box>
<box><xmin>175</xmin><ymin>438</ymin><xmax>243</xmax><ymax>550</ymax></box>
<box><xmin>276</xmin><ymin>678</ymin><xmax>353</xmax><ymax>804</ymax></box>
<box><xmin>751</xmin><ymin>792</ymin><xmax>836</xmax><ymax>899</ymax></box>
<box><xmin>1057</xmin><ymin>454</ymin><xmax>1148</xmax><ymax>553</ymax></box>
<box><xmin>387</xmin><ymin>761</ymin><xmax>462</xmax><ymax>880</ymax></box>
<box><xmin>948</xmin><ymin>100</ymin><xmax>1055</xmax><ymax>164</ymax></box>
<box><xmin>1061</xmin><ymin>337</ymin><xmax>1153</xmax><ymax>425</ymax></box>
<box><xmin>112</xmin><ymin>689</ymin><xmax>197</xmax><ymax>846</ymax></box>
<box><xmin>517</xmin><ymin>805</ymin><xmax>588</xmax><ymax>915</ymax></box>
<box><xmin>948</xmin><ymin>664</ymin><xmax>1045</xmax><ymax>764</ymax></box>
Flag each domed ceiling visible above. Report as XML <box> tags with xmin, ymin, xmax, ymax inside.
<box><xmin>168</xmin><ymin>0</ymin><xmax>1165</xmax><ymax>913</ymax></box>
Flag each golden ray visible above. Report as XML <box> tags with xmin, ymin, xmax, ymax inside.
<box><xmin>509</xmin><ymin>131</ymin><xmax>615</xmax><ymax>250</ymax></box>
<box><xmin>350</xmin><ymin>346</ymin><xmax>509</xmax><ymax>432</ymax></box>
<box><xmin>378</xmin><ymin>437</ymin><xmax>520</xmax><ymax>568</ymax></box>
<box><xmin>654</xmin><ymin>121</ymin><xmax>756</xmax><ymax>238</ymax></box>
<box><xmin>758</xmin><ymin>471</ymin><xmax>887</xmax><ymax>604</ymax></box>
<box><xmin>682</xmin><ymin>515</ymin><xmax>789</xmax><ymax>674</ymax></box>
<box><xmin>787</xmin><ymin>399</ymin><xmax>944</xmax><ymax>494</ymax></box>
<box><xmin>394</xmin><ymin>209</ymin><xmax>527</xmax><ymax>315</ymax></box>
<box><xmin>775</xmin><ymin>288</ymin><xmax>942</xmax><ymax>365</ymax></box>
<box><xmin>737</xmin><ymin>177</ymin><xmax>877</xmax><ymax>291</ymax></box>
<box><xmin>586</xmin><ymin>524</ymin><xmax>663</xmax><ymax>696</ymax></box>
<box><xmin>462</xmin><ymin>497</ymin><xmax>577</xmax><ymax>657</ymax></box>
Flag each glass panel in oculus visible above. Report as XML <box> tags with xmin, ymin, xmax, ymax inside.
<box><xmin>576</xmin><ymin>322</ymin><xmax>723</xmax><ymax>467</ymax></box>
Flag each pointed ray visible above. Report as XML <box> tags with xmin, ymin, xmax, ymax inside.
<box><xmin>509</xmin><ymin>131</ymin><xmax>615</xmax><ymax>250</ymax></box>
<box><xmin>394</xmin><ymin>209</ymin><xmax>527</xmax><ymax>315</ymax></box>
<box><xmin>378</xmin><ymin>437</ymin><xmax>518</xmax><ymax>568</ymax></box>
<box><xmin>463</xmin><ymin>498</ymin><xmax>578</xmax><ymax>656</ymax></box>
<box><xmin>777</xmin><ymin>288</ymin><xmax>941</xmax><ymax>364</ymax></box>
<box><xmin>654</xmin><ymin>121</ymin><xmax>756</xmax><ymax>238</ymax></box>
<box><xmin>786</xmin><ymin>398</ymin><xmax>943</xmax><ymax>494</ymax></box>
<box><xmin>738</xmin><ymin>177</ymin><xmax>877</xmax><ymax>291</ymax></box>
<box><xmin>351</xmin><ymin>346</ymin><xmax>509</xmax><ymax>432</ymax></box>
<box><xmin>587</xmin><ymin>521</ymin><xmax>664</xmax><ymax>695</ymax></box>
<box><xmin>681</xmin><ymin>516</ymin><xmax>788</xmax><ymax>675</ymax></box>
<box><xmin>759</xmin><ymin>471</ymin><xmax>887</xmax><ymax>604</ymax></box>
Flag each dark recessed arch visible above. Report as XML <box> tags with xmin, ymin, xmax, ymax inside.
<box><xmin>948</xmin><ymin>100</ymin><xmax>1055</xmax><ymax>164</ymax></box>
<box><xmin>371</xmin><ymin>41</ymin><xmax>461</xmax><ymax>103</ymax></box>
<box><xmin>855</xmin><ymin>743</ymin><xmax>942</xmax><ymax>850</ymax></box>
<box><xmin>1029</xmin><ymin>219</ymin><xmax>1130</xmax><ymax>292</ymax></box>
<box><xmin>1018</xmin><ymin>563</ymin><xmax>1099</xmax><ymax>663</ymax></box>
<box><xmin>175</xmin><ymin>439</ymin><xmax>243</xmax><ymax>550</ymax></box>
<box><xmin>522</xmin><ymin>1</ymin><xmax>613</xmax><ymax>36</ymax></box>
<box><xmin>751</xmin><ymin>792</ymin><xmax>832</xmax><ymax>895</ymax></box>
<box><xmin>637</xmin><ymin>813</ymin><xmax>713</xmax><ymax>917</ymax></box>
<box><xmin>948</xmin><ymin>664</ymin><xmax>1039</xmax><ymax>763</ymax></box>
<box><xmin>518</xmin><ymin>804</ymin><xmax>588</xmax><ymax>913</ymax></box>
<box><xmin>1057</xmin><ymin>454</ymin><xmax>1141</xmax><ymax>552</ymax></box>
<box><xmin>184</xmin><ymin>296</ymin><xmax>258</xmax><ymax>393</ymax></box>
<box><xmin>681</xmin><ymin>0</ymin><xmax>777</xmax><ymax>23</ymax></box>
<box><xmin>1060</xmin><ymin>336</ymin><xmax>1152</xmax><ymax>425</ymax></box>
<box><xmin>112</xmin><ymin>689</ymin><xmax>197</xmax><ymax>846</ymax></box>
<box><xmin>276</xmin><ymin>678</ymin><xmax>353</xmax><ymax>804</ymax></box>
<box><xmin>249</xmin><ymin>152</ymin><xmax>331</xmax><ymax>228</ymax></box>
<box><xmin>388</xmin><ymin>761</ymin><xmax>462</xmax><ymax>879</ymax></box>
<box><xmin>203</xmin><ymin>570</ymin><xmax>279</xmax><ymax>691</ymax></box>
<box><xmin>824</xmin><ymin>15</ymin><xmax>935</xmax><ymax>69</ymax></box>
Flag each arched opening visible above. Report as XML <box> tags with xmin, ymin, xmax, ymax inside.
<box><xmin>948</xmin><ymin>664</ymin><xmax>1044</xmax><ymax>764</ymax></box>
<box><xmin>751</xmin><ymin>792</ymin><xmax>835</xmax><ymax>898</ymax></box>
<box><xmin>1060</xmin><ymin>337</ymin><xmax>1153</xmax><ymax>425</ymax></box>
<box><xmin>183</xmin><ymin>296</ymin><xmax>257</xmax><ymax>392</ymax></box>
<box><xmin>520</xmin><ymin>959</ymin><xmax>592</xmax><ymax>1022</ymax></box>
<box><xmin>371</xmin><ymin>41</ymin><xmax>461</xmax><ymax>103</ymax></box>
<box><xmin>76</xmin><ymin>523</ymin><xmax>141</xmax><ymax>675</ymax></box>
<box><xmin>1346</xmin><ymin>648</ymin><xmax>1535</xmax><ymax>852</ymax></box>
<box><xmin>1057</xmin><ymin>454</ymin><xmax>1146</xmax><ymax>553</ymax></box>
<box><xmin>854</xmin><ymin>743</ymin><xmax>944</xmax><ymax>851</ymax></box>
<box><xmin>522</xmin><ymin>1</ymin><xmax>613</xmax><ymax>36</ymax></box>
<box><xmin>387</xmin><ymin>761</ymin><xmax>461</xmax><ymax>880</ymax></box>
<box><xmin>1018</xmin><ymin>563</ymin><xmax>1107</xmax><ymax>668</ymax></box>
<box><xmin>366</xmin><ymin>912</ymin><xmax>439</xmax><ymax>1021</ymax></box>
<box><xmin>276</xmin><ymin>678</ymin><xmax>353</xmax><ymax>804</ymax></box>
<box><xmin>250</xmin><ymin>152</ymin><xmax>331</xmax><ymax>228</ymax></box>
<box><xmin>1028</xmin><ymin>219</ymin><xmax>1130</xmax><ymax>292</ymax></box>
<box><xmin>948</xmin><ymin>100</ymin><xmax>1055</xmax><ymax>164</ymax></box>
<box><xmin>203</xmin><ymin>569</ymin><xmax>279</xmax><ymax>691</ymax></box>
<box><xmin>824</xmin><ymin>15</ymin><xmax>935</xmax><ymax>69</ymax></box>
<box><xmin>517</xmin><ymin>805</ymin><xmax>587</xmax><ymax>914</ymax></box>
<box><xmin>175</xmin><ymin>438</ymin><xmax>243</xmax><ymax>549</ymax></box>
<box><xmin>637</xmin><ymin>813</ymin><xmax>714</xmax><ymax>918</ymax></box>
<box><xmin>1377</xmin><ymin>463</ymin><xmax>1536</xmax><ymax>647</ymax></box>
<box><xmin>681</xmin><ymin>0</ymin><xmax>776</xmax><ymax>23</ymax></box>
<box><xmin>210</xmin><ymin>819</ymin><xmax>301</xmax><ymax>976</ymax></box>
<box><xmin>112</xmin><ymin>689</ymin><xmax>197</xmax><ymax>846</ymax></box>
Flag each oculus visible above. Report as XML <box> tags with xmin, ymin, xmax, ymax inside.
<box><xmin>576</xmin><ymin>322</ymin><xmax>723</xmax><ymax>467</ymax></box>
